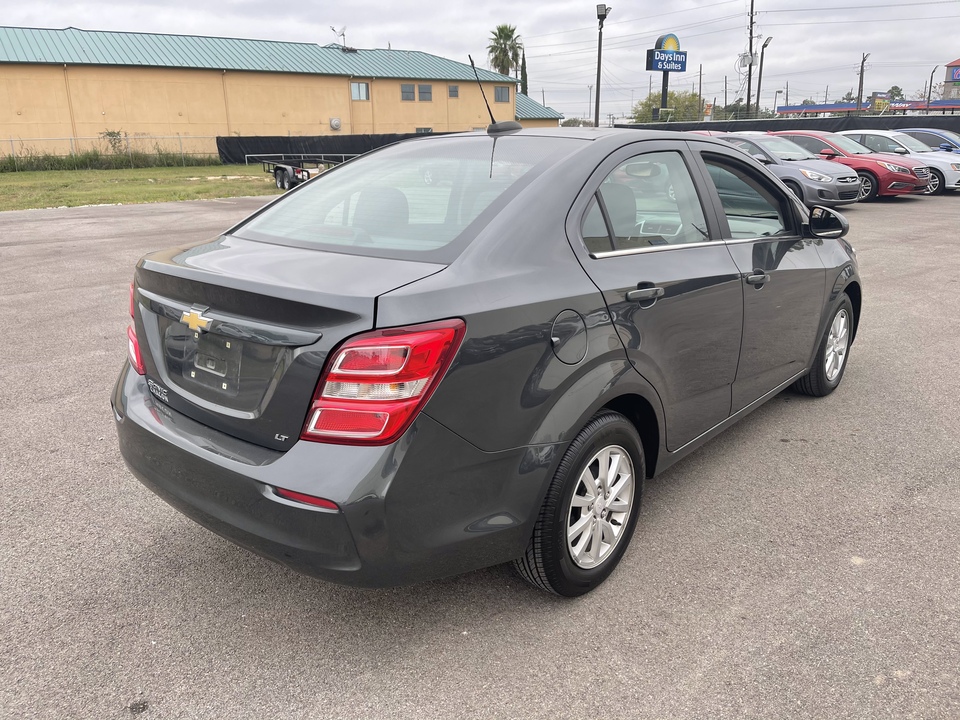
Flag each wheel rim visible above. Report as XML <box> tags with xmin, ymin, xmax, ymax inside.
<box><xmin>825</xmin><ymin>308</ymin><xmax>850</xmax><ymax>382</ymax></box>
<box><xmin>926</xmin><ymin>172</ymin><xmax>940</xmax><ymax>194</ymax></box>
<box><xmin>566</xmin><ymin>445</ymin><xmax>635</xmax><ymax>570</ymax></box>
<box><xmin>857</xmin><ymin>175</ymin><xmax>873</xmax><ymax>200</ymax></box>
<box><xmin>275</xmin><ymin>173</ymin><xmax>282</xmax><ymax>188</ymax></box>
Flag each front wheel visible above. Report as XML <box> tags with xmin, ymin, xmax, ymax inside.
<box><xmin>793</xmin><ymin>295</ymin><xmax>854</xmax><ymax>397</ymax></box>
<box><xmin>857</xmin><ymin>171</ymin><xmax>878</xmax><ymax>202</ymax></box>
<box><xmin>274</xmin><ymin>169</ymin><xmax>284</xmax><ymax>189</ymax></box>
<box><xmin>784</xmin><ymin>180</ymin><xmax>804</xmax><ymax>203</ymax></box>
<box><xmin>925</xmin><ymin>169</ymin><xmax>944</xmax><ymax>196</ymax></box>
<box><xmin>514</xmin><ymin>411</ymin><xmax>644</xmax><ymax>597</ymax></box>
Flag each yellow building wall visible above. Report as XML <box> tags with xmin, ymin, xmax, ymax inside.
<box><xmin>0</xmin><ymin>63</ymin><xmax>519</xmax><ymax>154</ymax></box>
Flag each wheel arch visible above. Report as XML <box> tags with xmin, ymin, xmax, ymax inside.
<box><xmin>844</xmin><ymin>280</ymin><xmax>862</xmax><ymax>344</ymax></box>
<box><xmin>602</xmin><ymin>394</ymin><xmax>660</xmax><ymax>479</ymax></box>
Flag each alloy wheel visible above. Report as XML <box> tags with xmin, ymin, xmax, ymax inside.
<box><xmin>825</xmin><ymin>308</ymin><xmax>849</xmax><ymax>382</ymax></box>
<box><xmin>566</xmin><ymin>445</ymin><xmax>635</xmax><ymax>569</ymax></box>
<box><xmin>857</xmin><ymin>175</ymin><xmax>873</xmax><ymax>200</ymax></box>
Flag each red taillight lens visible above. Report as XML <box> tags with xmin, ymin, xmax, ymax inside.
<box><xmin>274</xmin><ymin>487</ymin><xmax>339</xmax><ymax>510</ymax></box>
<box><xmin>301</xmin><ymin>318</ymin><xmax>466</xmax><ymax>445</ymax></box>
<box><xmin>127</xmin><ymin>283</ymin><xmax>145</xmax><ymax>375</ymax></box>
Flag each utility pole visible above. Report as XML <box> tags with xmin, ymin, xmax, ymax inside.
<box><xmin>824</xmin><ymin>85</ymin><xmax>829</xmax><ymax>104</ymax></box>
<box><xmin>587</xmin><ymin>85</ymin><xmax>593</xmax><ymax>121</ymax></box>
<box><xmin>745</xmin><ymin>0</ymin><xmax>756</xmax><ymax>114</ymax></box>
<box><xmin>542</xmin><ymin>88</ymin><xmax>545</xmax><ymax>106</ymax></box>
<box><xmin>724</xmin><ymin>75</ymin><xmax>728</xmax><ymax>108</ymax></box>
<box><xmin>856</xmin><ymin>52</ymin><xmax>870</xmax><ymax>115</ymax></box>
<box><xmin>785</xmin><ymin>81</ymin><xmax>789</xmax><ymax>108</ymax></box>
<box><xmin>648</xmin><ymin>75</ymin><xmax>652</xmax><ymax>98</ymax></box>
<box><xmin>698</xmin><ymin>64</ymin><xmax>703</xmax><ymax>119</ymax></box>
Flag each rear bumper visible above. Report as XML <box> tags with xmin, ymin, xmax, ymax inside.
<box><xmin>113</xmin><ymin>366</ymin><xmax>554</xmax><ymax>587</ymax></box>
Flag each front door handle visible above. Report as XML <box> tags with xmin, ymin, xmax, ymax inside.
<box><xmin>626</xmin><ymin>286</ymin><xmax>665</xmax><ymax>302</ymax></box>
<box><xmin>745</xmin><ymin>272</ymin><xmax>770</xmax><ymax>286</ymax></box>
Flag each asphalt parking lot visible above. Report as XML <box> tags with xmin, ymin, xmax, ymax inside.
<box><xmin>1</xmin><ymin>193</ymin><xmax>958</xmax><ymax>719</ymax></box>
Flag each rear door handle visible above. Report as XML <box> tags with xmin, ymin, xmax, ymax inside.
<box><xmin>626</xmin><ymin>286</ymin><xmax>665</xmax><ymax>302</ymax></box>
<box><xmin>745</xmin><ymin>272</ymin><xmax>770</xmax><ymax>286</ymax></box>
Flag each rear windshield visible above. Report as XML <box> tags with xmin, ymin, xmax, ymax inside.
<box><xmin>234</xmin><ymin>135</ymin><xmax>585</xmax><ymax>263</ymax></box>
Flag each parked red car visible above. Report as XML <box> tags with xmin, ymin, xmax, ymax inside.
<box><xmin>770</xmin><ymin>130</ymin><xmax>930</xmax><ymax>201</ymax></box>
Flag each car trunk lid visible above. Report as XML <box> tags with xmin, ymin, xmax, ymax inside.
<box><xmin>133</xmin><ymin>235</ymin><xmax>444</xmax><ymax>450</ymax></box>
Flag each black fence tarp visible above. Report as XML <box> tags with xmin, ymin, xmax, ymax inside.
<box><xmin>216</xmin><ymin>133</ymin><xmax>453</xmax><ymax>164</ymax></box>
<box><xmin>615</xmin><ymin>115</ymin><xmax>960</xmax><ymax>134</ymax></box>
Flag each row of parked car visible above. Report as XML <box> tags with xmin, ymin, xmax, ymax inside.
<box><xmin>695</xmin><ymin>127</ymin><xmax>960</xmax><ymax>206</ymax></box>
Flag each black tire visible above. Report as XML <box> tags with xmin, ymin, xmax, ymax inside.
<box><xmin>784</xmin><ymin>180</ymin><xmax>804</xmax><ymax>203</ymax></box>
<box><xmin>513</xmin><ymin>411</ymin><xmax>644</xmax><ymax>597</ymax></box>
<box><xmin>793</xmin><ymin>294</ymin><xmax>854</xmax><ymax>397</ymax></box>
<box><xmin>857</xmin><ymin>171</ymin><xmax>878</xmax><ymax>202</ymax></box>
<box><xmin>281</xmin><ymin>171</ymin><xmax>292</xmax><ymax>190</ymax></box>
<box><xmin>925</xmin><ymin>169</ymin><xmax>944</xmax><ymax>196</ymax></box>
<box><xmin>274</xmin><ymin>169</ymin><xmax>284</xmax><ymax>189</ymax></box>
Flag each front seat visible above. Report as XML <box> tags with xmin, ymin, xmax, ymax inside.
<box><xmin>353</xmin><ymin>186</ymin><xmax>409</xmax><ymax>236</ymax></box>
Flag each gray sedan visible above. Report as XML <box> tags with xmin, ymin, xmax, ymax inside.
<box><xmin>113</xmin><ymin>128</ymin><xmax>861</xmax><ymax>597</ymax></box>
<box><xmin>719</xmin><ymin>134</ymin><xmax>862</xmax><ymax>207</ymax></box>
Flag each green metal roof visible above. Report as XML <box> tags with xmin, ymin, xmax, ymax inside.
<box><xmin>515</xmin><ymin>93</ymin><xmax>563</xmax><ymax>120</ymax></box>
<box><xmin>0</xmin><ymin>26</ymin><xmax>516</xmax><ymax>83</ymax></box>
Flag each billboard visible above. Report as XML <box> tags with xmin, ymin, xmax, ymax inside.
<box><xmin>645</xmin><ymin>34</ymin><xmax>688</xmax><ymax>73</ymax></box>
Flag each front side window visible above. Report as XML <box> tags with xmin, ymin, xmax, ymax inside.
<box><xmin>584</xmin><ymin>151</ymin><xmax>710</xmax><ymax>253</ymax></box>
<box><xmin>401</xmin><ymin>83</ymin><xmax>415</xmax><ymax>101</ymax></box>
<box><xmin>350</xmin><ymin>82</ymin><xmax>369</xmax><ymax>101</ymax></box>
<box><xmin>495</xmin><ymin>86</ymin><xmax>510</xmax><ymax>103</ymax></box>
<box><xmin>418</xmin><ymin>84</ymin><xmax>432</xmax><ymax>101</ymax></box>
<box><xmin>702</xmin><ymin>154</ymin><xmax>792</xmax><ymax>239</ymax></box>
<box><xmin>415</xmin><ymin>127</ymin><xmax>433</xmax><ymax>134</ymax></box>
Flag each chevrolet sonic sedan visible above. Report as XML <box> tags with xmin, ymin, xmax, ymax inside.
<box><xmin>113</xmin><ymin>128</ymin><xmax>861</xmax><ymax>597</ymax></box>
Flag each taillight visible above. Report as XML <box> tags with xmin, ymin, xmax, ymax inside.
<box><xmin>127</xmin><ymin>283</ymin><xmax>145</xmax><ymax>375</ymax></box>
<box><xmin>301</xmin><ymin>318</ymin><xmax>466</xmax><ymax>445</ymax></box>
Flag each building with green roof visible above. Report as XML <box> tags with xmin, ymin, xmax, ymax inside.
<box><xmin>0</xmin><ymin>25</ymin><xmax>556</xmax><ymax>156</ymax></box>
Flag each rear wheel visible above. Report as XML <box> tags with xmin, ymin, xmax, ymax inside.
<box><xmin>793</xmin><ymin>295</ymin><xmax>854</xmax><ymax>397</ymax></box>
<box><xmin>514</xmin><ymin>411</ymin><xmax>644</xmax><ymax>597</ymax></box>
<box><xmin>274</xmin><ymin>169</ymin><xmax>284</xmax><ymax>189</ymax></box>
<box><xmin>857</xmin><ymin>171</ymin><xmax>878</xmax><ymax>202</ymax></box>
<box><xmin>925</xmin><ymin>169</ymin><xmax>944</xmax><ymax>196</ymax></box>
<box><xmin>281</xmin><ymin>171</ymin><xmax>292</xmax><ymax>190</ymax></box>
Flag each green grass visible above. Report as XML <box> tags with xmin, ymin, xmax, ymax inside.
<box><xmin>0</xmin><ymin>165</ymin><xmax>283</xmax><ymax>212</ymax></box>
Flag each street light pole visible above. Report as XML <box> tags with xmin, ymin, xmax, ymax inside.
<box><xmin>773</xmin><ymin>89</ymin><xmax>783</xmax><ymax>115</ymax></box>
<box><xmin>755</xmin><ymin>37</ymin><xmax>773</xmax><ymax>117</ymax></box>
<box><xmin>594</xmin><ymin>5</ymin><xmax>611</xmax><ymax>128</ymax></box>
<box><xmin>856</xmin><ymin>52</ymin><xmax>870</xmax><ymax>115</ymax></box>
<box><xmin>927</xmin><ymin>65</ymin><xmax>939</xmax><ymax>110</ymax></box>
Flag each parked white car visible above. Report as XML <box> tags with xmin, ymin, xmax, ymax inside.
<box><xmin>838</xmin><ymin>130</ymin><xmax>960</xmax><ymax>195</ymax></box>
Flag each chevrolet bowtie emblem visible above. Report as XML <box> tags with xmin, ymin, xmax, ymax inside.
<box><xmin>180</xmin><ymin>306</ymin><xmax>212</xmax><ymax>332</ymax></box>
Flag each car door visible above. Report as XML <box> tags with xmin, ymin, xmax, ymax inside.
<box><xmin>689</xmin><ymin>142</ymin><xmax>826</xmax><ymax>413</ymax></box>
<box><xmin>568</xmin><ymin>142</ymin><xmax>744</xmax><ymax>451</ymax></box>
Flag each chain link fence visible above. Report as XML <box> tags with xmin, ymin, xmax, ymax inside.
<box><xmin>0</xmin><ymin>134</ymin><xmax>221</xmax><ymax>172</ymax></box>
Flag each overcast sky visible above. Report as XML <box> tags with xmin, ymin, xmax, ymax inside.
<box><xmin>4</xmin><ymin>0</ymin><xmax>958</xmax><ymax>119</ymax></box>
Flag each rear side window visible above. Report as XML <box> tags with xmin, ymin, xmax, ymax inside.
<box><xmin>586</xmin><ymin>151</ymin><xmax>710</xmax><ymax>253</ymax></box>
<box><xmin>785</xmin><ymin>135</ymin><xmax>830</xmax><ymax>155</ymax></box>
<box><xmin>235</xmin><ymin>136</ymin><xmax>585</xmax><ymax>263</ymax></box>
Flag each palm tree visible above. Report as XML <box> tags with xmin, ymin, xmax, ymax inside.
<box><xmin>487</xmin><ymin>24</ymin><xmax>523</xmax><ymax>77</ymax></box>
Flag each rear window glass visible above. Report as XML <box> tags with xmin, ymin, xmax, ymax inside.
<box><xmin>234</xmin><ymin>135</ymin><xmax>585</xmax><ymax>263</ymax></box>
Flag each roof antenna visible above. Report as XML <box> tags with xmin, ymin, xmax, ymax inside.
<box><xmin>468</xmin><ymin>55</ymin><xmax>522</xmax><ymax>136</ymax></box>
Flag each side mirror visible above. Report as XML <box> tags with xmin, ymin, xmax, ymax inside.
<box><xmin>807</xmin><ymin>206</ymin><xmax>848</xmax><ymax>240</ymax></box>
<box><xmin>752</xmin><ymin>153</ymin><xmax>773</xmax><ymax>164</ymax></box>
<box><xmin>892</xmin><ymin>146</ymin><xmax>908</xmax><ymax>155</ymax></box>
<box><xmin>940</xmin><ymin>143</ymin><xmax>956</xmax><ymax>152</ymax></box>
<box><xmin>819</xmin><ymin>149</ymin><xmax>839</xmax><ymax>159</ymax></box>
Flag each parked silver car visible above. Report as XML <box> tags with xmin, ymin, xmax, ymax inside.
<box><xmin>719</xmin><ymin>134</ymin><xmax>861</xmax><ymax>207</ymax></box>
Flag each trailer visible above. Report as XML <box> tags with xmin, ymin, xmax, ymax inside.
<box><xmin>247</xmin><ymin>153</ymin><xmax>360</xmax><ymax>190</ymax></box>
